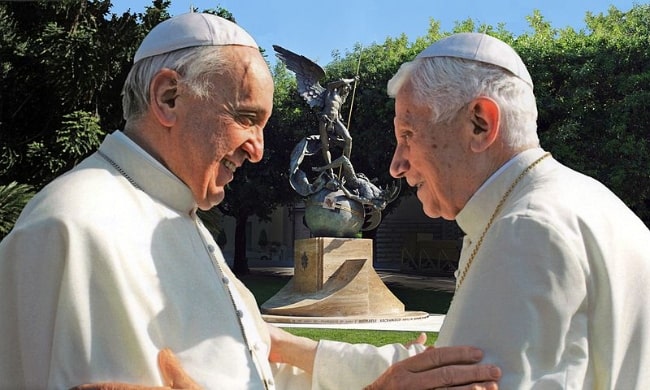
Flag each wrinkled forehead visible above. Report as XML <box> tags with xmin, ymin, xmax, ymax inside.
<box><xmin>393</xmin><ymin>80</ymin><xmax>433</xmax><ymax>127</ymax></box>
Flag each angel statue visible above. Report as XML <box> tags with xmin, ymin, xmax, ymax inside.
<box><xmin>273</xmin><ymin>45</ymin><xmax>357</xmax><ymax>177</ymax></box>
<box><xmin>276</xmin><ymin>45</ymin><xmax>399</xmax><ymax>237</ymax></box>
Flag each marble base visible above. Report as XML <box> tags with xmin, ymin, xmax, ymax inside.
<box><xmin>261</xmin><ymin>238</ymin><xmax>420</xmax><ymax>319</ymax></box>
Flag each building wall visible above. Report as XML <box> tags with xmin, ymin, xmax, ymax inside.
<box><xmin>376</xmin><ymin>195</ymin><xmax>463</xmax><ymax>274</ymax></box>
<box><xmin>218</xmin><ymin>207</ymin><xmax>291</xmax><ymax>265</ymax></box>
<box><xmin>217</xmin><ymin>195</ymin><xmax>463</xmax><ymax>273</ymax></box>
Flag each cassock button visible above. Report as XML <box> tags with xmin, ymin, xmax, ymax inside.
<box><xmin>207</xmin><ymin>244</ymin><xmax>215</xmax><ymax>252</ymax></box>
<box><xmin>222</xmin><ymin>277</ymin><xmax>229</xmax><ymax>285</ymax></box>
<box><xmin>266</xmin><ymin>379</ymin><xmax>274</xmax><ymax>386</ymax></box>
<box><xmin>236</xmin><ymin>309</ymin><xmax>244</xmax><ymax>318</ymax></box>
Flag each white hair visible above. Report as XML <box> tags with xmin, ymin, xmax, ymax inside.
<box><xmin>121</xmin><ymin>46</ymin><xmax>229</xmax><ymax>122</ymax></box>
<box><xmin>387</xmin><ymin>56</ymin><xmax>539</xmax><ymax>149</ymax></box>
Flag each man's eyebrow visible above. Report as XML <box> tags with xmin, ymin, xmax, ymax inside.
<box><xmin>240</xmin><ymin>104</ymin><xmax>271</xmax><ymax>116</ymax></box>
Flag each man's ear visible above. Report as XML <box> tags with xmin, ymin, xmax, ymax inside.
<box><xmin>468</xmin><ymin>97</ymin><xmax>500</xmax><ymax>153</ymax></box>
<box><xmin>149</xmin><ymin>69</ymin><xmax>180</xmax><ymax>128</ymax></box>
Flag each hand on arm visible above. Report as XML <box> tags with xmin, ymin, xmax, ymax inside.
<box><xmin>365</xmin><ymin>346</ymin><xmax>501</xmax><ymax>390</ymax></box>
<box><xmin>404</xmin><ymin>332</ymin><xmax>428</xmax><ymax>348</ymax></box>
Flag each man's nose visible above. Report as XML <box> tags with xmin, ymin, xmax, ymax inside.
<box><xmin>389</xmin><ymin>145</ymin><xmax>408</xmax><ymax>178</ymax></box>
<box><xmin>242</xmin><ymin>128</ymin><xmax>264</xmax><ymax>163</ymax></box>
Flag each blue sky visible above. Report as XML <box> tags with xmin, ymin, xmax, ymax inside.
<box><xmin>110</xmin><ymin>0</ymin><xmax>642</xmax><ymax>67</ymax></box>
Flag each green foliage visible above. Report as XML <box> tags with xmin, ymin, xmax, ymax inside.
<box><xmin>0</xmin><ymin>0</ymin><xmax>170</xmax><ymax>188</ymax></box>
<box><xmin>24</xmin><ymin>111</ymin><xmax>104</xmax><ymax>186</ymax></box>
<box><xmin>0</xmin><ymin>182</ymin><xmax>34</xmax><ymax>238</ymax></box>
<box><xmin>57</xmin><ymin>111</ymin><xmax>104</xmax><ymax>157</ymax></box>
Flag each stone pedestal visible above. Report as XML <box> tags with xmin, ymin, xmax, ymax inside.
<box><xmin>262</xmin><ymin>238</ymin><xmax>428</xmax><ymax>322</ymax></box>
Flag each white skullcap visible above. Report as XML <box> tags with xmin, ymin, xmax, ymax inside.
<box><xmin>416</xmin><ymin>32</ymin><xmax>533</xmax><ymax>89</ymax></box>
<box><xmin>133</xmin><ymin>12</ymin><xmax>258</xmax><ymax>63</ymax></box>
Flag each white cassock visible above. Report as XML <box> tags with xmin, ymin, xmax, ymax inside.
<box><xmin>437</xmin><ymin>148</ymin><xmax>650</xmax><ymax>389</ymax></box>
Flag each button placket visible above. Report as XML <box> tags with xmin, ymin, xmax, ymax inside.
<box><xmin>193</xmin><ymin>218</ymin><xmax>274</xmax><ymax>389</ymax></box>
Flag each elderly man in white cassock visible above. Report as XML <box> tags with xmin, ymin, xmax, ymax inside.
<box><xmin>0</xmin><ymin>13</ymin><xmax>501</xmax><ymax>390</ymax></box>
<box><xmin>387</xmin><ymin>32</ymin><xmax>650</xmax><ymax>388</ymax></box>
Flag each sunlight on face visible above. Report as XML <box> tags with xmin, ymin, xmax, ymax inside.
<box><xmin>171</xmin><ymin>47</ymin><xmax>274</xmax><ymax>210</ymax></box>
<box><xmin>390</xmin><ymin>80</ymin><xmax>467</xmax><ymax>220</ymax></box>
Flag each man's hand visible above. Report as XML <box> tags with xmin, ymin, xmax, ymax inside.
<box><xmin>364</xmin><ymin>346</ymin><xmax>501</xmax><ymax>390</ymax></box>
<box><xmin>71</xmin><ymin>349</ymin><xmax>201</xmax><ymax>390</ymax></box>
<box><xmin>157</xmin><ymin>349</ymin><xmax>201</xmax><ymax>389</ymax></box>
<box><xmin>404</xmin><ymin>332</ymin><xmax>428</xmax><ymax>348</ymax></box>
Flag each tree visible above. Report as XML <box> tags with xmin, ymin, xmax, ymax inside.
<box><xmin>0</xmin><ymin>0</ymin><xmax>171</xmax><ymax>235</ymax></box>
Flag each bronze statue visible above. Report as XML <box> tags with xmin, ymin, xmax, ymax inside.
<box><xmin>275</xmin><ymin>45</ymin><xmax>398</xmax><ymax>235</ymax></box>
<box><xmin>273</xmin><ymin>45</ymin><xmax>357</xmax><ymax>176</ymax></box>
<box><xmin>313</xmin><ymin>155</ymin><xmax>400</xmax><ymax>230</ymax></box>
<box><xmin>313</xmin><ymin>155</ymin><xmax>400</xmax><ymax>212</ymax></box>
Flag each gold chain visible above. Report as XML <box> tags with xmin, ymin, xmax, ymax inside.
<box><xmin>455</xmin><ymin>152</ymin><xmax>551</xmax><ymax>290</ymax></box>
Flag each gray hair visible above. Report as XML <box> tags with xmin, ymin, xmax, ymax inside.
<box><xmin>122</xmin><ymin>46</ymin><xmax>229</xmax><ymax>122</ymax></box>
<box><xmin>387</xmin><ymin>57</ymin><xmax>539</xmax><ymax>149</ymax></box>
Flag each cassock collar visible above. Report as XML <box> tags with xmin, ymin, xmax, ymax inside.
<box><xmin>456</xmin><ymin>148</ymin><xmax>548</xmax><ymax>239</ymax></box>
<box><xmin>97</xmin><ymin>131</ymin><xmax>197</xmax><ymax>215</ymax></box>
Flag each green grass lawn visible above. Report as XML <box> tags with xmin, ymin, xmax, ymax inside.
<box><xmin>239</xmin><ymin>270</ymin><xmax>452</xmax><ymax>347</ymax></box>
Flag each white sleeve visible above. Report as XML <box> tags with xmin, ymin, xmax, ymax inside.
<box><xmin>270</xmin><ymin>363</ymin><xmax>312</xmax><ymax>390</ymax></box>
<box><xmin>310</xmin><ymin>339</ymin><xmax>425</xmax><ymax>389</ymax></box>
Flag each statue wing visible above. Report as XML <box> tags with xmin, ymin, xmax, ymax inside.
<box><xmin>288</xmin><ymin>135</ymin><xmax>323</xmax><ymax>196</ymax></box>
<box><xmin>273</xmin><ymin>45</ymin><xmax>326</xmax><ymax>109</ymax></box>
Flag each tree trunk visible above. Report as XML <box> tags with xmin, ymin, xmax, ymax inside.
<box><xmin>232</xmin><ymin>213</ymin><xmax>249</xmax><ymax>276</ymax></box>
